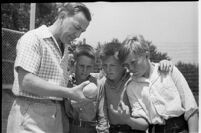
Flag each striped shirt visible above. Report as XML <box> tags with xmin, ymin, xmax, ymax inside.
<box><xmin>12</xmin><ymin>25</ymin><xmax>70</xmax><ymax>100</ymax></box>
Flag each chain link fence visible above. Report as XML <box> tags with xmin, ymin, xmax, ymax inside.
<box><xmin>2</xmin><ymin>28</ymin><xmax>24</xmax><ymax>87</ymax></box>
<box><xmin>2</xmin><ymin>28</ymin><xmax>24</xmax><ymax>133</ymax></box>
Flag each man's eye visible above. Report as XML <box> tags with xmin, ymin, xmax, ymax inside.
<box><xmin>131</xmin><ymin>61</ymin><xmax>136</xmax><ymax>65</ymax></box>
<box><xmin>74</xmin><ymin>25</ymin><xmax>81</xmax><ymax>30</ymax></box>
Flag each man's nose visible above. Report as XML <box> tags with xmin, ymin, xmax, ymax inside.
<box><xmin>107</xmin><ymin>66</ymin><xmax>111</xmax><ymax>73</ymax></box>
<box><xmin>75</xmin><ymin>31</ymin><xmax>82</xmax><ymax>38</ymax></box>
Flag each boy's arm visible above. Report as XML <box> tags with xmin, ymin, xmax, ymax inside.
<box><xmin>109</xmin><ymin>101</ymin><xmax>148</xmax><ymax>131</ymax></box>
<box><xmin>96</xmin><ymin>79</ymin><xmax>110</xmax><ymax>133</ymax></box>
<box><xmin>171</xmin><ymin>66</ymin><xmax>198</xmax><ymax>132</ymax></box>
<box><xmin>188</xmin><ymin>112</ymin><xmax>199</xmax><ymax>133</ymax></box>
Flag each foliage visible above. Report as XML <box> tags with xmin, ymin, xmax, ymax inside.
<box><xmin>35</xmin><ymin>3</ymin><xmax>57</xmax><ymax>28</ymax></box>
<box><xmin>176</xmin><ymin>61</ymin><xmax>198</xmax><ymax>93</ymax></box>
<box><xmin>1</xmin><ymin>3</ymin><xmax>30</xmax><ymax>31</ymax></box>
<box><xmin>1</xmin><ymin>3</ymin><xmax>57</xmax><ymax>32</ymax></box>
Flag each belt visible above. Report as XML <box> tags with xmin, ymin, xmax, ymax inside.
<box><xmin>149</xmin><ymin>114</ymin><xmax>188</xmax><ymax>133</ymax></box>
<box><xmin>69</xmin><ymin>117</ymin><xmax>97</xmax><ymax>128</ymax></box>
<box><xmin>110</xmin><ymin>124</ymin><xmax>145</xmax><ymax>133</ymax></box>
<box><xmin>17</xmin><ymin>95</ymin><xmax>59</xmax><ymax>105</ymax></box>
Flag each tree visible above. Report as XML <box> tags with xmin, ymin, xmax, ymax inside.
<box><xmin>176</xmin><ymin>62</ymin><xmax>198</xmax><ymax>92</ymax></box>
<box><xmin>1</xmin><ymin>3</ymin><xmax>30</xmax><ymax>31</ymax></box>
<box><xmin>1</xmin><ymin>3</ymin><xmax>58</xmax><ymax>32</ymax></box>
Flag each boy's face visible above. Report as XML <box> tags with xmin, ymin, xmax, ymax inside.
<box><xmin>123</xmin><ymin>52</ymin><xmax>149</xmax><ymax>78</ymax></box>
<box><xmin>75</xmin><ymin>55</ymin><xmax>94</xmax><ymax>81</ymax></box>
<box><xmin>102</xmin><ymin>56</ymin><xmax>125</xmax><ymax>81</ymax></box>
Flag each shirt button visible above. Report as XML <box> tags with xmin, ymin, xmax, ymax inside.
<box><xmin>80</xmin><ymin>108</ymin><xmax>83</xmax><ymax>111</ymax></box>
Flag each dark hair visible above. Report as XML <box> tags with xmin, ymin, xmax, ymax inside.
<box><xmin>74</xmin><ymin>44</ymin><xmax>95</xmax><ymax>60</ymax></box>
<box><xmin>99</xmin><ymin>42</ymin><xmax>123</xmax><ymax>62</ymax></box>
<box><xmin>118</xmin><ymin>35</ymin><xmax>150</xmax><ymax>63</ymax></box>
<box><xmin>57</xmin><ymin>3</ymin><xmax>91</xmax><ymax>21</ymax></box>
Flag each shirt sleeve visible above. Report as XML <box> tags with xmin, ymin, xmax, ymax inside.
<box><xmin>126</xmin><ymin>86</ymin><xmax>150</xmax><ymax>123</ymax></box>
<box><xmin>171</xmin><ymin>66</ymin><xmax>198</xmax><ymax>120</ymax></box>
<box><xmin>96</xmin><ymin>79</ymin><xmax>110</xmax><ymax>133</ymax></box>
<box><xmin>15</xmin><ymin>31</ymin><xmax>41</xmax><ymax>74</ymax></box>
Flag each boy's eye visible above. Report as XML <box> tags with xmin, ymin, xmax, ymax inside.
<box><xmin>131</xmin><ymin>61</ymin><xmax>136</xmax><ymax>65</ymax></box>
<box><xmin>122</xmin><ymin>63</ymin><xmax>128</xmax><ymax>68</ymax></box>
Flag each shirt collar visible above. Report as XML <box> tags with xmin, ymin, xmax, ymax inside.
<box><xmin>131</xmin><ymin>63</ymin><xmax>160</xmax><ymax>84</ymax></box>
<box><xmin>36</xmin><ymin>25</ymin><xmax>53</xmax><ymax>39</ymax></box>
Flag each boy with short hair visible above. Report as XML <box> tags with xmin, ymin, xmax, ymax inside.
<box><xmin>99</xmin><ymin>41</ymin><xmax>174</xmax><ymax>133</ymax></box>
<box><xmin>118</xmin><ymin>35</ymin><xmax>198</xmax><ymax>133</ymax></box>
<box><xmin>62</xmin><ymin>44</ymin><xmax>109</xmax><ymax>133</ymax></box>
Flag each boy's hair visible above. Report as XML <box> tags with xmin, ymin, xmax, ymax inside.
<box><xmin>99</xmin><ymin>41</ymin><xmax>123</xmax><ymax>62</ymax></box>
<box><xmin>57</xmin><ymin>3</ymin><xmax>91</xmax><ymax>21</ymax></box>
<box><xmin>74</xmin><ymin>44</ymin><xmax>96</xmax><ymax>61</ymax></box>
<box><xmin>118</xmin><ymin>35</ymin><xmax>150</xmax><ymax>63</ymax></box>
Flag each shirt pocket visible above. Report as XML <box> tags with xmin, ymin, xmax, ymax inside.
<box><xmin>154</xmin><ymin>76</ymin><xmax>178</xmax><ymax>102</ymax></box>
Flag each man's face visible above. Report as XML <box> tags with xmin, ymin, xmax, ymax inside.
<box><xmin>123</xmin><ymin>52</ymin><xmax>149</xmax><ymax>78</ymax></box>
<box><xmin>60</xmin><ymin>12</ymin><xmax>89</xmax><ymax>44</ymax></box>
<box><xmin>75</xmin><ymin>55</ymin><xmax>94</xmax><ymax>81</ymax></box>
<box><xmin>102</xmin><ymin>56</ymin><xmax>125</xmax><ymax>81</ymax></box>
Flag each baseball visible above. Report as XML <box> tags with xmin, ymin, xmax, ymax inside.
<box><xmin>83</xmin><ymin>82</ymin><xmax>98</xmax><ymax>99</ymax></box>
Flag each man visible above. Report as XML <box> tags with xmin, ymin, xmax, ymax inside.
<box><xmin>99</xmin><ymin>41</ymin><xmax>173</xmax><ymax>133</ymax></box>
<box><xmin>7</xmin><ymin>3</ymin><xmax>92</xmax><ymax>133</ymax></box>
<box><xmin>62</xmin><ymin>44</ymin><xmax>109</xmax><ymax>133</ymax></box>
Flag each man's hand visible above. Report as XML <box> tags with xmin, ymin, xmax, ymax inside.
<box><xmin>68</xmin><ymin>81</ymin><xmax>90</xmax><ymax>102</ymax></box>
<box><xmin>159</xmin><ymin>60</ymin><xmax>174</xmax><ymax>72</ymax></box>
<box><xmin>109</xmin><ymin>101</ymin><xmax>130</xmax><ymax>123</ymax></box>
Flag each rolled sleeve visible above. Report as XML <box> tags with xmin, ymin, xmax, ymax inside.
<box><xmin>171</xmin><ymin>66</ymin><xmax>198</xmax><ymax>120</ymax></box>
<box><xmin>96</xmin><ymin>80</ymin><xmax>109</xmax><ymax>133</ymax></box>
<box><xmin>15</xmin><ymin>32</ymin><xmax>41</xmax><ymax>74</ymax></box>
<box><xmin>127</xmin><ymin>89</ymin><xmax>149</xmax><ymax>123</ymax></box>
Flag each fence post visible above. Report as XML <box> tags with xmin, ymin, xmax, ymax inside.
<box><xmin>30</xmin><ymin>3</ymin><xmax>36</xmax><ymax>30</ymax></box>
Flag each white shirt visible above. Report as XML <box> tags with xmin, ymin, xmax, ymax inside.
<box><xmin>126</xmin><ymin>63</ymin><xmax>198</xmax><ymax>124</ymax></box>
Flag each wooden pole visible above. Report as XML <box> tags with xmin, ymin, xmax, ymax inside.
<box><xmin>30</xmin><ymin>3</ymin><xmax>36</xmax><ymax>30</ymax></box>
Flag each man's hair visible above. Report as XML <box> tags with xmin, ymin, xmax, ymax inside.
<box><xmin>99</xmin><ymin>41</ymin><xmax>123</xmax><ymax>62</ymax></box>
<box><xmin>74</xmin><ymin>44</ymin><xmax>96</xmax><ymax>60</ymax></box>
<box><xmin>118</xmin><ymin>35</ymin><xmax>150</xmax><ymax>63</ymax></box>
<box><xmin>57</xmin><ymin>3</ymin><xmax>91</xmax><ymax>21</ymax></box>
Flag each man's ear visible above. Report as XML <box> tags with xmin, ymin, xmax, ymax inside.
<box><xmin>58</xmin><ymin>11</ymin><xmax>67</xmax><ymax>20</ymax></box>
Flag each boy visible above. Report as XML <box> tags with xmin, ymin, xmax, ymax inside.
<box><xmin>99</xmin><ymin>41</ymin><xmax>174</xmax><ymax>133</ymax></box>
<box><xmin>118</xmin><ymin>35</ymin><xmax>198</xmax><ymax>133</ymax></box>
<box><xmin>62</xmin><ymin>44</ymin><xmax>109</xmax><ymax>133</ymax></box>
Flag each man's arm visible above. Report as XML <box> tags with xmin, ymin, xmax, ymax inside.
<box><xmin>18</xmin><ymin>67</ymin><xmax>89</xmax><ymax>101</ymax></box>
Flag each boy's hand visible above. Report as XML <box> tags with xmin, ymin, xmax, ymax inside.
<box><xmin>159</xmin><ymin>60</ymin><xmax>173</xmax><ymax>72</ymax></box>
<box><xmin>109</xmin><ymin>101</ymin><xmax>130</xmax><ymax>123</ymax></box>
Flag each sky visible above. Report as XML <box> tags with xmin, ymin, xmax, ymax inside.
<box><xmin>75</xmin><ymin>2</ymin><xmax>198</xmax><ymax>64</ymax></box>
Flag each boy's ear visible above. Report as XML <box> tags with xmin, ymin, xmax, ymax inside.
<box><xmin>145</xmin><ymin>51</ymin><xmax>150</xmax><ymax>59</ymax></box>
